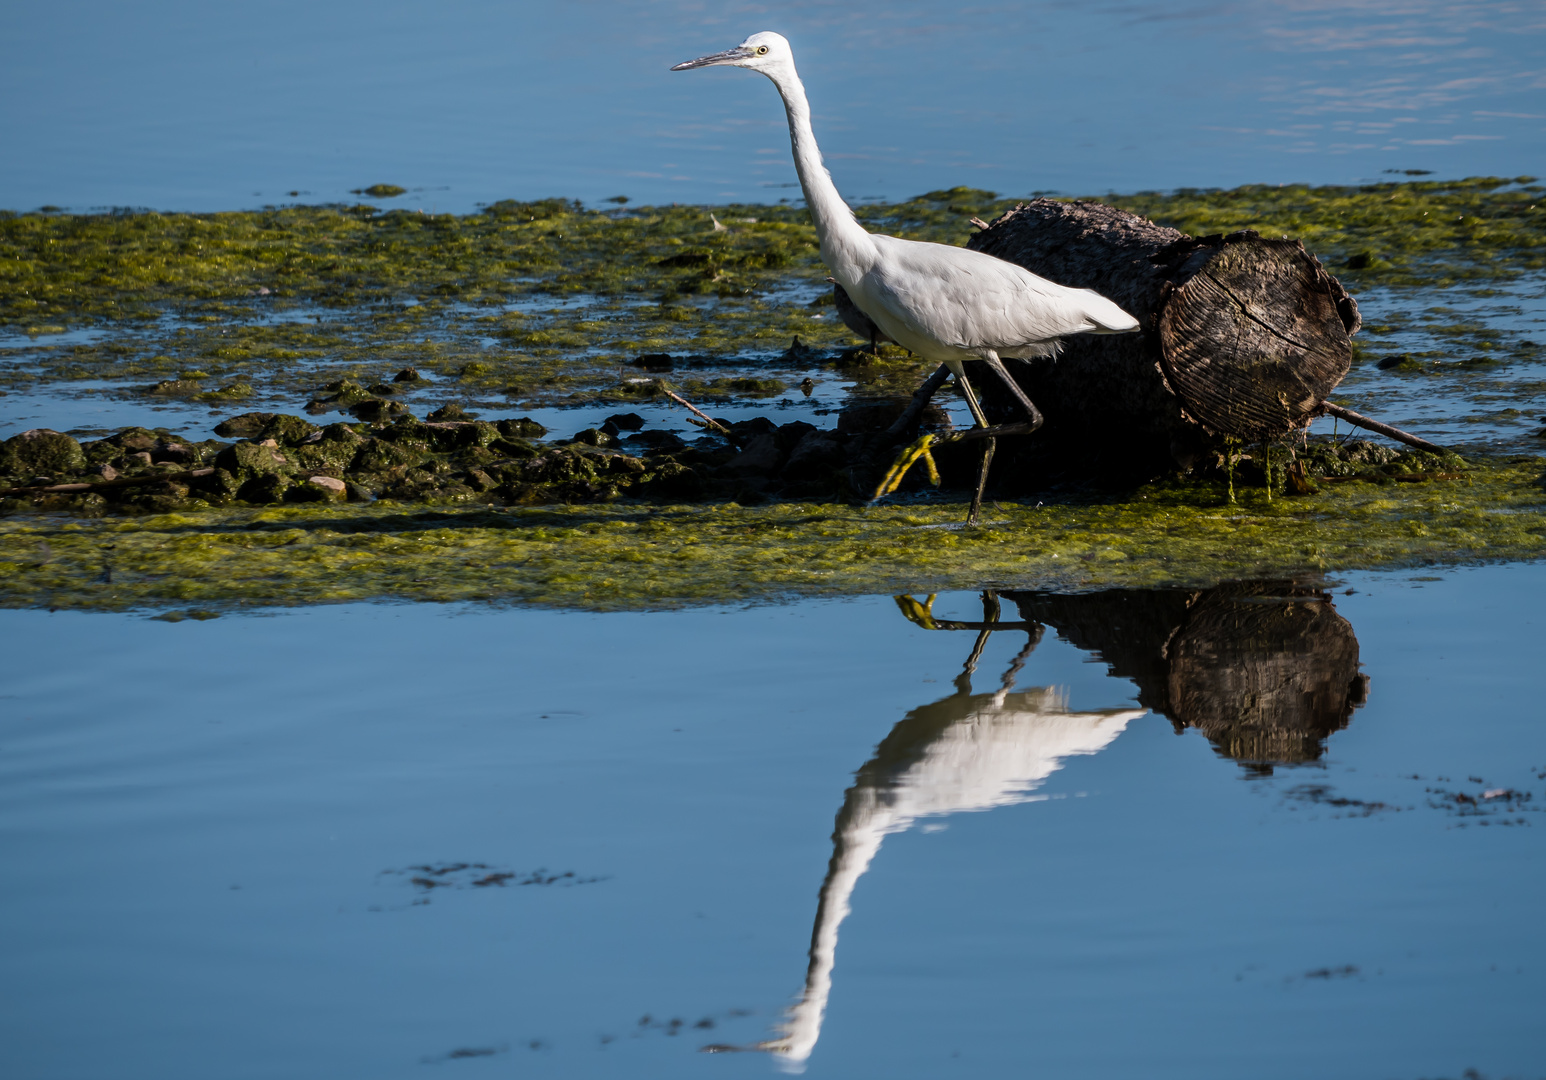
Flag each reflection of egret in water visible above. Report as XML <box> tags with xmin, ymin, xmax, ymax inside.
<box><xmin>746</xmin><ymin>593</ymin><xmax>1144</xmax><ymax>1071</ymax></box>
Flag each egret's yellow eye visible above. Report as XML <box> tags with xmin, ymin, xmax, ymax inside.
<box><xmin>756</xmin><ymin>45</ymin><xmax>769</xmax><ymax>55</ymax></box>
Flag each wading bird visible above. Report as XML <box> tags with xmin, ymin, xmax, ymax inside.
<box><xmin>672</xmin><ymin>32</ymin><xmax>1140</xmax><ymax>522</ymax></box>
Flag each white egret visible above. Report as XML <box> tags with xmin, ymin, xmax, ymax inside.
<box><xmin>672</xmin><ymin>32</ymin><xmax>1140</xmax><ymax>520</ymax></box>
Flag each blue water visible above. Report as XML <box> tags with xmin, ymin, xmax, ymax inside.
<box><xmin>2</xmin><ymin>0</ymin><xmax>1542</xmax><ymax>213</ymax></box>
<box><xmin>2</xmin><ymin>564</ymin><xmax>1543</xmax><ymax>1078</ymax></box>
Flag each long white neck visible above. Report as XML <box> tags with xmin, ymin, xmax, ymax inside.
<box><xmin>764</xmin><ymin>63</ymin><xmax>874</xmax><ymax>274</ymax></box>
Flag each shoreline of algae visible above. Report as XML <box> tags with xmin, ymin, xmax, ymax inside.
<box><xmin>2</xmin><ymin>456</ymin><xmax>1541</xmax><ymax>613</ymax></box>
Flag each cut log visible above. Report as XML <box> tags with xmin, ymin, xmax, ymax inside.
<box><xmin>948</xmin><ymin>199</ymin><xmax>1362</xmax><ymax>482</ymax></box>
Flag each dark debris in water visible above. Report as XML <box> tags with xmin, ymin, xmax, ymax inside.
<box><xmin>1276</xmin><ymin>773</ymin><xmax>1540</xmax><ymax>828</ymax></box>
<box><xmin>381</xmin><ymin>862</ymin><xmax>608</xmax><ymax>899</ymax></box>
<box><xmin>1283</xmin><ymin>783</ymin><xmax>1403</xmax><ymax>818</ymax></box>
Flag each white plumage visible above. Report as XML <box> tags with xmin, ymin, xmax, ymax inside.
<box><xmin>673</xmin><ymin>30</ymin><xmax>1139</xmax><ymax>390</ymax></box>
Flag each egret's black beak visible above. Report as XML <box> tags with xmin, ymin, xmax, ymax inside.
<box><xmin>670</xmin><ymin>47</ymin><xmax>750</xmax><ymax>71</ymax></box>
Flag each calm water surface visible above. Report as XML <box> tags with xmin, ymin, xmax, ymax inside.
<box><xmin>2</xmin><ymin>564</ymin><xmax>1543</xmax><ymax>1079</ymax></box>
<box><xmin>3</xmin><ymin>0</ymin><xmax>1543</xmax><ymax>212</ymax></box>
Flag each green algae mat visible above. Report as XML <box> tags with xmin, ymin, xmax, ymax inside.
<box><xmin>4</xmin><ymin>458</ymin><xmax>1543</xmax><ymax>612</ymax></box>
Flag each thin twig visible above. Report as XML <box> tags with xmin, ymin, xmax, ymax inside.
<box><xmin>658</xmin><ymin>384</ymin><xmax>731</xmax><ymax>435</ymax></box>
<box><xmin>1321</xmin><ymin>402</ymin><xmax>1447</xmax><ymax>454</ymax></box>
<box><xmin>0</xmin><ymin>467</ymin><xmax>215</xmax><ymax>497</ymax></box>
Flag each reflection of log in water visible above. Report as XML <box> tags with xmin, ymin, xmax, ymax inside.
<box><xmin>758</xmin><ymin>622</ymin><xmax>1142</xmax><ymax>1070</ymax></box>
<box><xmin>1007</xmin><ymin>582</ymin><xmax>1369</xmax><ymax>770</ymax></box>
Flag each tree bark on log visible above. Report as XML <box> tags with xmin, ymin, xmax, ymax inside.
<box><xmin>946</xmin><ymin>199</ymin><xmax>1361</xmax><ymax>483</ymax></box>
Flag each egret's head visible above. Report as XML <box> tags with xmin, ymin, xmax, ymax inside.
<box><xmin>671</xmin><ymin>31</ymin><xmax>791</xmax><ymax>74</ymax></box>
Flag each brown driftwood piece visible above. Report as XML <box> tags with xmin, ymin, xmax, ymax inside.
<box><xmin>0</xmin><ymin>467</ymin><xmax>216</xmax><ymax>497</ymax></box>
<box><xmin>1321</xmin><ymin>402</ymin><xmax>1446</xmax><ymax>454</ymax></box>
<box><xmin>883</xmin><ymin>364</ymin><xmax>952</xmax><ymax>438</ymax></box>
<box><xmin>961</xmin><ymin>199</ymin><xmax>1364</xmax><ymax>473</ymax></box>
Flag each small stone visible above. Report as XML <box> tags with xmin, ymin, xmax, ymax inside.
<box><xmin>96</xmin><ymin>463</ymin><xmax>119</xmax><ymax>480</ymax></box>
<box><xmin>631</xmin><ymin>353</ymin><xmax>674</xmax><ymax>372</ymax></box>
<box><xmin>393</xmin><ymin>367</ymin><xmax>424</xmax><ymax>383</ymax></box>
<box><xmin>130</xmin><ymin>451</ymin><xmax>154</xmax><ymax>466</ymax></box>
<box><xmin>367</xmin><ymin>383</ymin><xmax>398</xmax><ymax>397</ymax></box>
<box><xmin>603</xmin><ymin>412</ymin><xmax>646</xmax><ymax>432</ymax></box>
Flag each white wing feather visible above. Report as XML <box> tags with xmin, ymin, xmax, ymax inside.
<box><xmin>849</xmin><ymin>235</ymin><xmax>1137</xmax><ymax>361</ymax></box>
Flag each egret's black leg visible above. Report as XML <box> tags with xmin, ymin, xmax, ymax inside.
<box><xmin>982</xmin><ymin>352</ymin><xmax>1044</xmax><ymax>432</ymax></box>
<box><xmin>954</xmin><ymin>373</ymin><xmax>997</xmax><ymax>525</ymax></box>
<box><xmin>969</xmin><ymin>436</ymin><xmax>996</xmax><ymax>526</ymax></box>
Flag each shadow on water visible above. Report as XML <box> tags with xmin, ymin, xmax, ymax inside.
<box><xmin>725</xmin><ymin>581</ymin><xmax>1368</xmax><ymax>1070</ymax></box>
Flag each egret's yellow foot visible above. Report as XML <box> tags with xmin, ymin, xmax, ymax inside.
<box><xmin>894</xmin><ymin>594</ymin><xmax>939</xmax><ymax>629</ymax></box>
<box><xmin>872</xmin><ymin>434</ymin><xmax>939</xmax><ymax>500</ymax></box>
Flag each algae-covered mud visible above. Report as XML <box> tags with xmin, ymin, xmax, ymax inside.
<box><xmin>2</xmin><ymin>178</ymin><xmax>1544</xmax><ymax>610</ymax></box>
<box><xmin>3</xmin><ymin>456</ymin><xmax>1542</xmax><ymax>611</ymax></box>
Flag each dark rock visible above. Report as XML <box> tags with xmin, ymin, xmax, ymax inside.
<box><xmin>288</xmin><ymin>426</ymin><xmax>363</xmax><ymax>471</ymax></box>
<box><xmin>215</xmin><ymin>412</ymin><xmax>278</xmax><ymax>439</ymax></box>
<box><xmin>569</xmin><ymin>428</ymin><xmax>616</xmax><ymax>448</ymax></box>
<box><xmin>774</xmin><ymin>420</ymin><xmax>818</xmax><ymax>452</ymax></box>
<box><xmin>728</xmin><ymin>417</ymin><xmax>777</xmax><ymax>445</ymax></box>
<box><xmin>631</xmin><ymin>353</ymin><xmax>674</xmax><ymax>372</ymax></box>
<box><xmin>318</xmin><ymin>379</ymin><xmax>374</xmax><ymax>405</ymax></box>
<box><xmin>1</xmin><ymin>429</ymin><xmax>86</xmax><ymax>476</ymax></box>
<box><xmin>237</xmin><ymin>473</ymin><xmax>292</xmax><ymax>504</ymax></box>
<box><xmin>623</xmin><ymin>430</ymin><xmax>689</xmax><ymax>452</ymax></box>
<box><xmin>427</xmin><ymin>421</ymin><xmax>499</xmax><ymax>453</ymax></box>
<box><xmin>781</xmin><ymin>430</ymin><xmax>845</xmax><ymax>482</ymax></box>
<box><xmin>1376</xmin><ymin>354</ymin><xmax>1416</xmax><ymax>370</ymax></box>
<box><xmin>350</xmin><ymin>439</ymin><xmax>424</xmax><ymax>474</ymax></box>
<box><xmin>289</xmin><ymin>475</ymin><xmax>348</xmax><ymax>502</ymax></box>
<box><xmin>604</xmin><ymin>412</ymin><xmax>646</xmax><ymax>432</ymax></box>
<box><xmin>641</xmin><ymin>461</ymin><xmax>703</xmax><ymax>499</ymax></box>
<box><xmin>214</xmin><ymin>440</ymin><xmax>294</xmax><ymax>484</ymax></box>
<box><xmin>258</xmin><ymin>414</ymin><xmax>321</xmax><ymax>446</ymax></box>
<box><xmin>151</xmin><ymin>443</ymin><xmax>194</xmax><ymax>465</ymax></box>
<box><xmin>367</xmin><ymin>382</ymin><xmax>399</xmax><ymax>397</ymax></box>
<box><xmin>344</xmin><ymin>481</ymin><xmax>376</xmax><ymax>502</ymax></box>
<box><xmin>143</xmin><ymin>379</ymin><xmax>204</xmax><ymax>396</ymax></box>
<box><xmin>496</xmin><ymin>417</ymin><xmax>548</xmax><ymax>439</ymax></box>
<box><xmin>838</xmin><ymin>400</ymin><xmax>906</xmax><ymax>435</ymax></box>
<box><xmin>350</xmin><ymin>399</ymin><xmax>408</xmax><ymax>423</ymax></box>
<box><xmin>427</xmin><ymin>403</ymin><xmax>475</xmax><ymax>422</ymax></box>
<box><xmin>723</xmin><ymin>433</ymin><xmax>783</xmax><ymax>477</ymax></box>
<box><xmin>393</xmin><ymin>367</ymin><xmax>424</xmax><ymax>382</ymax></box>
